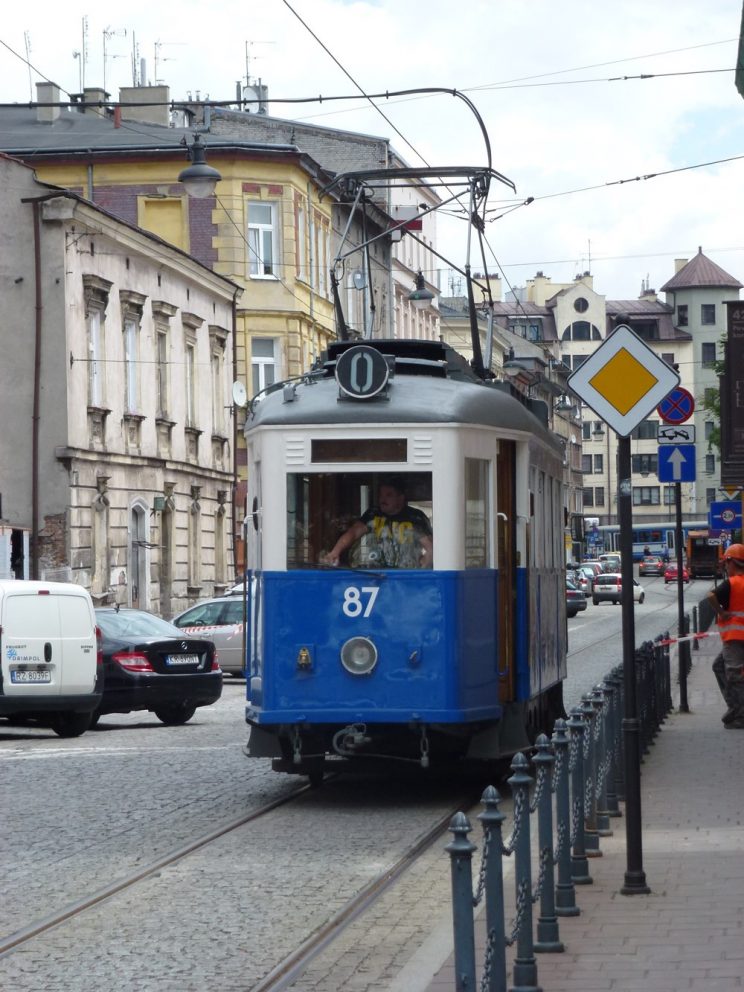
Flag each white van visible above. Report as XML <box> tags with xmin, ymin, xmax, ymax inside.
<box><xmin>0</xmin><ymin>580</ymin><xmax>102</xmax><ymax>737</ymax></box>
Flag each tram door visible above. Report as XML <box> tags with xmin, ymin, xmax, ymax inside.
<box><xmin>496</xmin><ymin>441</ymin><xmax>516</xmax><ymax>701</ymax></box>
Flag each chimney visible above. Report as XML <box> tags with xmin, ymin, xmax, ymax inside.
<box><xmin>83</xmin><ymin>87</ymin><xmax>109</xmax><ymax>117</ymax></box>
<box><xmin>674</xmin><ymin>258</ymin><xmax>688</xmax><ymax>274</ymax></box>
<box><xmin>36</xmin><ymin>81</ymin><xmax>61</xmax><ymax>123</ymax></box>
<box><xmin>118</xmin><ymin>85</ymin><xmax>170</xmax><ymax>127</ymax></box>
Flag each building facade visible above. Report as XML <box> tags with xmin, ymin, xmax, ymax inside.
<box><xmin>0</xmin><ymin>83</ymin><xmax>343</xmax><ymax>569</ymax></box>
<box><xmin>0</xmin><ymin>155</ymin><xmax>239</xmax><ymax>615</ymax></box>
<box><xmin>496</xmin><ymin>254</ymin><xmax>741</xmax><ymax>542</ymax></box>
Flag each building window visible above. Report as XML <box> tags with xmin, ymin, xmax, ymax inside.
<box><xmin>705</xmin><ymin>488</ymin><xmax>716</xmax><ymax>506</ymax></box>
<box><xmin>573</xmin><ymin>354</ymin><xmax>588</xmax><ymax>369</ymax></box>
<box><xmin>593</xmin><ymin>454</ymin><xmax>603</xmax><ymax>474</ymax></box>
<box><xmin>297</xmin><ymin>203</ymin><xmax>307</xmax><ymax>282</ymax></box>
<box><xmin>574</xmin><ymin>297</ymin><xmax>589</xmax><ymax>313</ymax></box>
<box><xmin>211</xmin><ymin>346</ymin><xmax>223</xmax><ymax>434</ymax></box>
<box><xmin>252</xmin><ymin>337</ymin><xmax>277</xmax><ymax>395</ymax></box>
<box><xmin>88</xmin><ymin>309</ymin><xmax>104</xmax><ymax>407</ymax></box>
<box><xmin>701</xmin><ymin>303</ymin><xmax>716</xmax><ymax>325</ymax></box>
<box><xmin>156</xmin><ymin>331</ymin><xmax>169</xmax><ymax>417</ymax></box>
<box><xmin>248</xmin><ymin>202</ymin><xmax>277</xmax><ymax>277</ymax></box>
<box><xmin>677</xmin><ymin>304</ymin><xmax>688</xmax><ymax>326</ymax></box>
<box><xmin>582</xmin><ymin>454</ymin><xmax>592</xmax><ymax>474</ymax></box>
<box><xmin>83</xmin><ymin>275</ymin><xmax>113</xmax><ymax>407</ymax></box>
<box><xmin>120</xmin><ymin>291</ymin><xmax>146</xmax><ymax>415</ymax></box>
<box><xmin>705</xmin><ymin>421</ymin><xmax>714</xmax><ymax>442</ymax></box>
<box><xmin>705</xmin><ymin>453</ymin><xmax>715</xmax><ymax>474</ymax></box>
<box><xmin>583</xmin><ymin>487</ymin><xmax>594</xmax><ymax>507</ymax></box>
<box><xmin>633</xmin><ymin>486</ymin><xmax>660</xmax><ymax>506</ymax></box>
<box><xmin>704</xmin><ymin>387</ymin><xmax>717</xmax><ymax>408</ymax></box>
<box><xmin>701</xmin><ymin>341</ymin><xmax>716</xmax><ymax>368</ymax></box>
<box><xmin>631</xmin><ymin>419</ymin><xmax>658</xmax><ymax>441</ymax></box>
<box><xmin>582</xmin><ymin>422</ymin><xmax>591</xmax><ymax>440</ymax></box>
<box><xmin>631</xmin><ymin>453</ymin><xmax>658</xmax><ymax>475</ymax></box>
<box><xmin>594</xmin><ymin>487</ymin><xmax>605</xmax><ymax>507</ymax></box>
<box><xmin>561</xmin><ymin>323</ymin><xmax>601</xmax><ymax>342</ymax></box>
<box><xmin>661</xmin><ymin>352</ymin><xmax>675</xmax><ymax>367</ymax></box>
<box><xmin>123</xmin><ymin>317</ymin><xmax>138</xmax><ymax>413</ymax></box>
<box><xmin>185</xmin><ymin>341</ymin><xmax>196</xmax><ymax>427</ymax></box>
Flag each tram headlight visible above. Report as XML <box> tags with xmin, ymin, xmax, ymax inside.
<box><xmin>340</xmin><ymin>637</ymin><xmax>378</xmax><ymax>676</ymax></box>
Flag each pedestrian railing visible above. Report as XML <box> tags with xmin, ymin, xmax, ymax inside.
<box><xmin>445</xmin><ymin>636</ymin><xmax>672</xmax><ymax>992</ymax></box>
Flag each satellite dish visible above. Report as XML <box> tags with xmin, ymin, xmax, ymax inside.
<box><xmin>570</xmin><ymin>434</ymin><xmax>577</xmax><ymax>444</ymax></box>
<box><xmin>232</xmin><ymin>381</ymin><xmax>247</xmax><ymax>408</ymax></box>
<box><xmin>352</xmin><ymin>269</ymin><xmax>367</xmax><ymax>290</ymax></box>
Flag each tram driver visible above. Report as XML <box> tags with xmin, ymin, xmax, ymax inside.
<box><xmin>322</xmin><ymin>477</ymin><xmax>433</xmax><ymax>569</ymax></box>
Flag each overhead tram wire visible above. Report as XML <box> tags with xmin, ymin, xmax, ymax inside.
<box><xmin>279</xmin><ymin>0</ymin><xmax>433</xmax><ymax>171</ymax></box>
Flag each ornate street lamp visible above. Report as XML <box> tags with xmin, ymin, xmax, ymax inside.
<box><xmin>178</xmin><ymin>134</ymin><xmax>222</xmax><ymax>198</ymax></box>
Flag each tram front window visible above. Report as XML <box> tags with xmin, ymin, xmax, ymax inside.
<box><xmin>287</xmin><ymin>472</ymin><xmax>433</xmax><ymax>569</ymax></box>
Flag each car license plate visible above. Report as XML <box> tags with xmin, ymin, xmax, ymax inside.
<box><xmin>10</xmin><ymin>669</ymin><xmax>52</xmax><ymax>683</ymax></box>
<box><xmin>165</xmin><ymin>654</ymin><xmax>199</xmax><ymax>666</ymax></box>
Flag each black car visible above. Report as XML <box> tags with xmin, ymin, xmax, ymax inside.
<box><xmin>566</xmin><ymin>579</ymin><xmax>588</xmax><ymax>618</ymax></box>
<box><xmin>93</xmin><ymin>608</ymin><xmax>222</xmax><ymax>726</ymax></box>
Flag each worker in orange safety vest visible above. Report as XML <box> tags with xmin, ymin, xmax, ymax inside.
<box><xmin>707</xmin><ymin>543</ymin><xmax>744</xmax><ymax>728</ymax></box>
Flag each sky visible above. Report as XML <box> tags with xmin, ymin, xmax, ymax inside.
<box><xmin>2</xmin><ymin>0</ymin><xmax>744</xmax><ymax>301</ymax></box>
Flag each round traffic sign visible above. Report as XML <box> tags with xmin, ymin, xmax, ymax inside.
<box><xmin>721</xmin><ymin>507</ymin><xmax>737</xmax><ymax>524</ymax></box>
<box><xmin>657</xmin><ymin>386</ymin><xmax>694</xmax><ymax>425</ymax></box>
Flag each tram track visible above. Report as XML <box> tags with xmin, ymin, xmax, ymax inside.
<box><xmin>0</xmin><ymin>779</ymin><xmax>317</xmax><ymax>958</ymax></box>
<box><xmin>248</xmin><ymin>792</ymin><xmax>477</xmax><ymax>992</ymax></box>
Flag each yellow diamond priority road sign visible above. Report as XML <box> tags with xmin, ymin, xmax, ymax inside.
<box><xmin>567</xmin><ymin>324</ymin><xmax>680</xmax><ymax>437</ymax></box>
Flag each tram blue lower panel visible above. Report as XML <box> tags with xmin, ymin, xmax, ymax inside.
<box><xmin>250</xmin><ymin>569</ymin><xmax>510</xmax><ymax>726</ymax></box>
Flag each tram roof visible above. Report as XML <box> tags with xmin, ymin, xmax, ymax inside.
<box><xmin>246</xmin><ymin>340</ymin><xmax>559</xmax><ymax>447</ymax></box>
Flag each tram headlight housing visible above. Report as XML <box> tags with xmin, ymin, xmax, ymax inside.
<box><xmin>340</xmin><ymin>637</ymin><xmax>378</xmax><ymax>676</ymax></box>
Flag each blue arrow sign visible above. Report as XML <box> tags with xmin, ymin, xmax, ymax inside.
<box><xmin>658</xmin><ymin>444</ymin><xmax>696</xmax><ymax>482</ymax></box>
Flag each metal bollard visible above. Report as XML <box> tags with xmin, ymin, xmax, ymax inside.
<box><xmin>478</xmin><ymin>786</ymin><xmax>508</xmax><ymax>992</ymax></box>
<box><xmin>551</xmin><ymin>719</ymin><xmax>580</xmax><ymax>916</ymax></box>
<box><xmin>567</xmin><ymin>708</ymin><xmax>592</xmax><ymax>885</ymax></box>
<box><xmin>507</xmin><ymin>752</ymin><xmax>540</xmax><ymax>992</ymax></box>
<box><xmin>591</xmin><ymin>687</ymin><xmax>612</xmax><ymax>836</ymax></box>
<box><xmin>532</xmin><ymin>734</ymin><xmax>564</xmax><ymax>953</ymax></box>
<box><xmin>601</xmin><ymin>677</ymin><xmax>621</xmax><ymax>817</ymax></box>
<box><xmin>446</xmin><ymin>812</ymin><xmax>478</xmax><ymax>992</ymax></box>
<box><xmin>611</xmin><ymin>667</ymin><xmax>626</xmax><ymax>803</ymax></box>
<box><xmin>580</xmin><ymin>695</ymin><xmax>602</xmax><ymax>857</ymax></box>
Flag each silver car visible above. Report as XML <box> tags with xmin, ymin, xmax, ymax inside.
<box><xmin>172</xmin><ymin>595</ymin><xmax>247</xmax><ymax>676</ymax></box>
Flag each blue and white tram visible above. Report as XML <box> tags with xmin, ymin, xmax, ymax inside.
<box><xmin>593</xmin><ymin>520</ymin><xmax>709</xmax><ymax>560</ymax></box>
<box><xmin>242</xmin><ymin>340</ymin><xmax>567</xmax><ymax>779</ymax></box>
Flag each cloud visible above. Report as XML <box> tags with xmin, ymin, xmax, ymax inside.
<box><xmin>2</xmin><ymin>0</ymin><xmax>743</xmax><ymax>297</ymax></box>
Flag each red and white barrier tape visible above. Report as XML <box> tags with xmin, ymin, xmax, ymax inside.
<box><xmin>656</xmin><ymin>630</ymin><xmax>720</xmax><ymax>647</ymax></box>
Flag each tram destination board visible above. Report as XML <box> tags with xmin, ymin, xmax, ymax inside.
<box><xmin>722</xmin><ymin>302</ymin><xmax>744</xmax><ymax>485</ymax></box>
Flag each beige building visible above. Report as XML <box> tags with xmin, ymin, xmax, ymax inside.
<box><xmin>0</xmin><ymin>154</ymin><xmax>240</xmax><ymax>615</ymax></box>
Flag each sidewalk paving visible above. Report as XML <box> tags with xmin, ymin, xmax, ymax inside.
<box><xmin>424</xmin><ymin>635</ymin><xmax>744</xmax><ymax>992</ymax></box>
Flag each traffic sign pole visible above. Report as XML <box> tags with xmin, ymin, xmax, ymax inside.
<box><xmin>675</xmin><ymin>483</ymin><xmax>689</xmax><ymax>713</ymax></box>
<box><xmin>618</xmin><ymin>434</ymin><xmax>650</xmax><ymax>895</ymax></box>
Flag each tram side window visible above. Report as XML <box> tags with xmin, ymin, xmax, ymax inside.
<box><xmin>286</xmin><ymin>471</ymin><xmax>433</xmax><ymax>569</ymax></box>
<box><xmin>465</xmin><ymin>458</ymin><xmax>490</xmax><ymax>568</ymax></box>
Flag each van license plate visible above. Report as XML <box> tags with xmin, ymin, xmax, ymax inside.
<box><xmin>165</xmin><ymin>654</ymin><xmax>199</xmax><ymax>666</ymax></box>
<box><xmin>11</xmin><ymin>669</ymin><xmax>52</xmax><ymax>683</ymax></box>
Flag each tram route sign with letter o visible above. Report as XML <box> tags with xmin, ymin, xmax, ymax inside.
<box><xmin>335</xmin><ymin>345</ymin><xmax>391</xmax><ymax>400</ymax></box>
